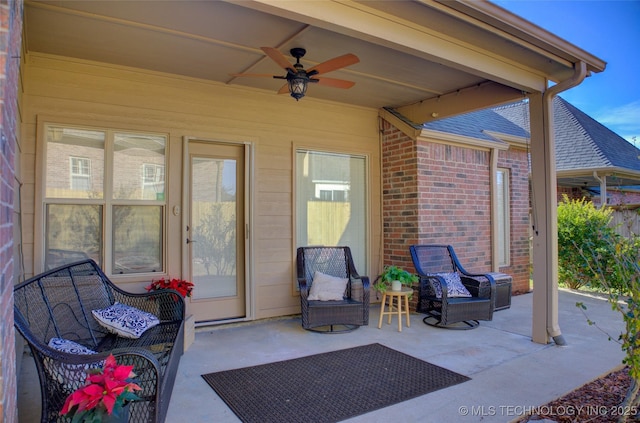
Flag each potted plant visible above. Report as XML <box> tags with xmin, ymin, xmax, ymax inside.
<box><xmin>60</xmin><ymin>354</ymin><xmax>141</xmax><ymax>423</ymax></box>
<box><xmin>145</xmin><ymin>277</ymin><xmax>194</xmax><ymax>301</ymax></box>
<box><xmin>373</xmin><ymin>265</ymin><xmax>418</xmax><ymax>293</ymax></box>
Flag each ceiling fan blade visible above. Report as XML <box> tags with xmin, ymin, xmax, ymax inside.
<box><xmin>307</xmin><ymin>53</ymin><xmax>359</xmax><ymax>75</ymax></box>
<box><xmin>277</xmin><ymin>84</ymin><xmax>290</xmax><ymax>95</ymax></box>
<box><xmin>313</xmin><ymin>77</ymin><xmax>355</xmax><ymax>89</ymax></box>
<box><xmin>261</xmin><ymin>47</ymin><xmax>295</xmax><ymax>72</ymax></box>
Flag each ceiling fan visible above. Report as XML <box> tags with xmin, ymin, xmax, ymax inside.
<box><xmin>231</xmin><ymin>47</ymin><xmax>360</xmax><ymax>101</ymax></box>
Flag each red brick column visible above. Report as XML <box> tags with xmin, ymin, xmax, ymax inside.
<box><xmin>380</xmin><ymin>120</ymin><xmax>420</xmax><ymax>306</ymax></box>
<box><xmin>0</xmin><ymin>1</ymin><xmax>23</xmax><ymax>422</ymax></box>
<box><xmin>381</xmin><ymin>120</ymin><xmax>419</xmax><ymax>272</ymax></box>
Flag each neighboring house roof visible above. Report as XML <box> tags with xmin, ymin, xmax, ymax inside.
<box><xmin>420</xmin><ymin>107</ymin><xmax>529</xmax><ymax>142</ymax></box>
<box><xmin>556</xmin><ymin>100</ymin><xmax>640</xmax><ymax>173</ymax></box>
<box><xmin>424</xmin><ymin>97</ymin><xmax>640</xmax><ymax>188</ymax></box>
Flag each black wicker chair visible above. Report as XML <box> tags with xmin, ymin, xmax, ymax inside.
<box><xmin>410</xmin><ymin>244</ymin><xmax>496</xmax><ymax>329</ymax></box>
<box><xmin>14</xmin><ymin>259</ymin><xmax>185</xmax><ymax>423</ymax></box>
<box><xmin>296</xmin><ymin>246</ymin><xmax>370</xmax><ymax>333</ymax></box>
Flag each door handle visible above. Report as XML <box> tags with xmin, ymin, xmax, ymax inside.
<box><xmin>186</xmin><ymin>238</ymin><xmax>197</xmax><ymax>244</ymax></box>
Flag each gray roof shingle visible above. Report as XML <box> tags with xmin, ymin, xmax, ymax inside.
<box><xmin>422</xmin><ymin>107</ymin><xmax>528</xmax><ymax>141</ymax></box>
<box><xmin>424</xmin><ymin>97</ymin><xmax>640</xmax><ymax>174</ymax></box>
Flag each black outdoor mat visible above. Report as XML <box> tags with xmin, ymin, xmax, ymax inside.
<box><xmin>201</xmin><ymin>343</ymin><xmax>470</xmax><ymax>423</ymax></box>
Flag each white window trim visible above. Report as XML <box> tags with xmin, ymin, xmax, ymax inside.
<box><xmin>69</xmin><ymin>156</ymin><xmax>91</xmax><ymax>190</ymax></box>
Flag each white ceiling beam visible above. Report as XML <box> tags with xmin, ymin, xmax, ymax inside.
<box><xmin>396</xmin><ymin>81</ymin><xmax>524</xmax><ymax>125</ymax></box>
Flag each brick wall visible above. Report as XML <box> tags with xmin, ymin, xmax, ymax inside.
<box><xmin>557</xmin><ymin>186</ymin><xmax>588</xmax><ymax>203</ymax></box>
<box><xmin>381</xmin><ymin>118</ymin><xmax>532</xmax><ymax>309</ymax></box>
<box><xmin>416</xmin><ymin>141</ymin><xmax>492</xmax><ymax>268</ymax></box>
<box><xmin>606</xmin><ymin>190</ymin><xmax>640</xmax><ymax>206</ymax></box>
<box><xmin>557</xmin><ymin>185</ymin><xmax>640</xmax><ymax>208</ymax></box>
<box><xmin>0</xmin><ymin>1</ymin><xmax>23</xmax><ymax>422</ymax></box>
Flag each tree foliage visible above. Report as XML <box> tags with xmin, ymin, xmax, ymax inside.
<box><xmin>193</xmin><ymin>203</ymin><xmax>236</xmax><ymax>276</ymax></box>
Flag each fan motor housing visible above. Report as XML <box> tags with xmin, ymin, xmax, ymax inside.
<box><xmin>290</xmin><ymin>48</ymin><xmax>306</xmax><ymax>60</ymax></box>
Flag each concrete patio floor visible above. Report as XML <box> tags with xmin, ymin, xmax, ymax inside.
<box><xmin>18</xmin><ymin>289</ymin><xmax>626</xmax><ymax>422</ymax></box>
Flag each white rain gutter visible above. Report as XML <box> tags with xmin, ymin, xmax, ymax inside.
<box><xmin>540</xmin><ymin>61</ymin><xmax>588</xmax><ymax>345</ymax></box>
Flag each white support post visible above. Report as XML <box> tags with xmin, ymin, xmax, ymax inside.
<box><xmin>529</xmin><ymin>93</ymin><xmax>563</xmax><ymax>345</ymax></box>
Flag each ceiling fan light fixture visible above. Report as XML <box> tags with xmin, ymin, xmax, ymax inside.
<box><xmin>288</xmin><ymin>74</ymin><xmax>308</xmax><ymax>101</ymax></box>
<box><xmin>287</xmin><ymin>48</ymin><xmax>310</xmax><ymax>101</ymax></box>
<box><xmin>232</xmin><ymin>46</ymin><xmax>358</xmax><ymax>101</ymax></box>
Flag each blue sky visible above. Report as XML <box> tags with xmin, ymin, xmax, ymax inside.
<box><xmin>493</xmin><ymin>0</ymin><xmax>640</xmax><ymax>144</ymax></box>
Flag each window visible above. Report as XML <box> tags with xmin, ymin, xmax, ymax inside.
<box><xmin>496</xmin><ymin>168</ymin><xmax>510</xmax><ymax>266</ymax></box>
<box><xmin>46</xmin><ymin>127</ymin><xmax>104</xmax><ymax>199</ymax></box>
<box><xmin>69</xmin><ymin>157</ymin><xmax>91</xmax><ymax>191</ymax></box>
<box><xmin>142</xmin><ymin>163</ymin><xmax>165</xmax><ymax>200</ymax></box>
<box><xmin>296</xmin><ymin>150</ymin><xmax>367</xmax><ymax>272</ymax></box>
<box><xmin>43</xmin><ymin>125</ymin><xmax>166</xmax><ymax>274</ymax></box>
<box><xmin>316</xmin><ymin>183</ymin><xmax>347</xmax><ymax>201</ymax></box>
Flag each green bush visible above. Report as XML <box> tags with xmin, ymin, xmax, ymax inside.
<box><xmin>574</xmin><ymin>210</ymin><xmax>640</xmax><ymax>415</ymax></box>
<box><xmin>557</xmin><ymin>195</ymin><xmax>617</xmax><ymax>290</ymax></box>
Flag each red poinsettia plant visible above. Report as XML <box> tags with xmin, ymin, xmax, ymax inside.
<box><xmin>145</xmin><ymin>277</ymin><xmax>194</xmax><ymax>299</ymax></box>
<box><xmin>60</xmin><ymin>354</ymin><xmax>141</xmax><ymax>423</ymax></box>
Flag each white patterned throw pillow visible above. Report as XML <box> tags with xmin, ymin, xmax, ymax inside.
<box><xmin>92</xmin><ymin>302</ymin><xmax>159</xmax><ymax>339</ymax></box>
<box><xmin>46</xmin><ymin>338</ymin><xmax>99</xmax><ymax>390</ymax></box>
<box><xmin>48</xmin><ymin>337</ymin><xmax>97</xmax><ymax>355</ymax></box>
<box><xmin>431</xmin><ymin>272</ymin><xmax>472</xmax><ymax>299</ymax></box>
<box><xmin>307</xmin><ymin>271</ymin><xmax>348</xmax><ymax>301</ymax></box>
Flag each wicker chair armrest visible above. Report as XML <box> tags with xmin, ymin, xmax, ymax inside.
<box><xmin>348</xmin><ymin>275</ymin><xmax>370</xmax><ymax>305</ymax></box>
<box><xmin>349</xmin><ymin>274</ymin><xmax>370</xmax><ymax>296</ymax></box>
<box><xmin>351</xmin><ymin>274</ymin><xmax>370</xmax><ymax>289</ymax></box>
<box><xmin>461</xmin><ymin>275</ymin><xmax>495</xmax><ymax>299</ymax></box>
<box><xmin>362</xmin><ymin>275</ymin><xmax>370</xmax><ymax>292</ymax></box>
<box><xmin>361</xmin><ymin>275</ymin><xmax>370</xmax><ymax>305</ymax></box>
<box><xmin>347</xmin><ymin>253</ymin><xmax>370</xmax><ymax>288</ymax></box>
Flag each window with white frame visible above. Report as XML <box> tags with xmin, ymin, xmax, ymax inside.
<box><xmin>69</xmin><ymin>156</ymin><xmax>91</xmax><ymax>191</ymax></box>
<box><xmin>44</xmin><ymin>124</ymin><xmax>166</xmax><ymax>274</ymax></box>
<box><xmin>295</xmin><ymin>150</ymin><xmax>367</xmax><ymax>272</ymax></box>
<box><xmin>496</xmin><ymin>168</ymin><xmax>510</xmax><ymax>266</ymax></box>
<box><xmin>142</xmin><ymin>163</ymin><xmax>165</xmax><ymax>200</ymax></box>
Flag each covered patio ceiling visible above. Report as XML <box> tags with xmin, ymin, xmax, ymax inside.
<box><xmin>23</xmin><ymin>0</ymin><xmax>605</xmax><ymax>125</ymax></box>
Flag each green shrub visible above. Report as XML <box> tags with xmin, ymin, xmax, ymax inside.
<box><xmin>574</xmin><ymin>211</ymin><xmax>640</xmax><ymax>416</ymax></box>
<box><xmin>557</xmin><ymin>195</ymin><xmax>617</xmax><ymax>290</ymax></box>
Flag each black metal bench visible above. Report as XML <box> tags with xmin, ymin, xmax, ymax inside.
<box><xmin>14</xmin><ymin>259</ymin><xmax>185</xmax><ymax>423</ymax></box>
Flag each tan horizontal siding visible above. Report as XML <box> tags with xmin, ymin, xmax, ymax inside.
<box><xmin>23</xmin><ymin>53</ymin><xmax>382</xmax><ymax>321</ymax></box>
